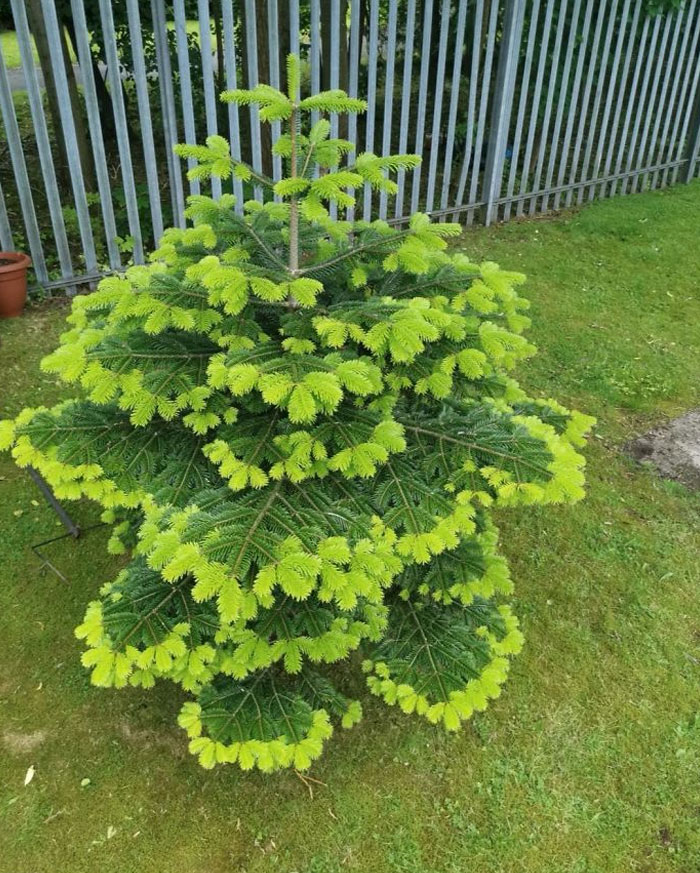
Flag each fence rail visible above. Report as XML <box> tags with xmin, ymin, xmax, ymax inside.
<box><xmin>1</xmin><ymin>0</ymin><xmax>699</xmax><ymax>292</ymax></box>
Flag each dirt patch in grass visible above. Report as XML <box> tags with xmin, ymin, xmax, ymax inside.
<box><xmin>627</xmin><ymin>409</ymin><xmax>700</xmax><ymax>489</ymax></box>
<box><xmin>120</xmin><ymin>721</ymin><xmax>187</xmax><ymax>758</ymax></box>
<box><xmin>2</xmin><ymin>729</ymin><xmax>47</xmax><ymax>754</ymax></box>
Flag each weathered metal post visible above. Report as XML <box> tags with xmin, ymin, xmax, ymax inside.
<box><xmin>39</xmin><ymin>0</ymin><xmax>98</xmax><ymax>276</ymax></box>
<box><xmin>0</xmin><ymin>38</ymin><xmax>48</xmax><ymax>281</ymax></box>
<box><xmin>482</xmin><ymin>0</ymin><xmax>526</xmax><ymax>226</ymax></box>
<box><xmin>682</xmin><ymin>81</ymin><xmax>700</xmax><ymax>183</ymax></box>
<box><xmin>27</xmin><ymin>467</ymin><xmax>80</xmax><ymax>538</ymax></box>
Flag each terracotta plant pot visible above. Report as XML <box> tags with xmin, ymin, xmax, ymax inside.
<box><xmin>0</xmin><ymin>251</ymin><xmax>31</xmax><ymax>318</ymax></box>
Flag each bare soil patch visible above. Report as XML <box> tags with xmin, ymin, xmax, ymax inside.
<box><xmin>627</xmin><ymin>410</ymin><xmax>700</xmax><ymax>489</ymax></box>
<box><xmin>2</xmin><ymin>729</ymin><xmax>47</xmax><ymax>754</ymax></box>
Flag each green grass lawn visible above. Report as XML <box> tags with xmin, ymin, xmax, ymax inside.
<box><xmin>0</xmin><ymin>29</ymin><xmax>33</xmax><ymax>69</ymax></box>
<box><xmin>1</xmin><ymin>183</ymin><xmax>699</xmax><ymax>872</ymax></box>
<box><xmin>0</xmin><ymin>28</ymin><xmax>76</xmax><ymax>69</ymax></box>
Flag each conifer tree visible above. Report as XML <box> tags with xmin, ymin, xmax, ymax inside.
<box><xmin>1</xmin><ymin>56</ymin><xmax>594</xmax><ymax>772</ymax></box>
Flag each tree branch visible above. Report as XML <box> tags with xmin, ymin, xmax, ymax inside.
<box><xmin>297</xmin><ymin>229</ymin><xmax>413</xmax><ymax>276</ymax></box>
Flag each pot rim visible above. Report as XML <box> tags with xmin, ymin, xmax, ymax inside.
<box><xmin>0</xmin><ymin>251</ymin><xmax>32</xmax><ymax>274</ymax></box>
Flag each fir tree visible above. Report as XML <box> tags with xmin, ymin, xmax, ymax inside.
<box><xmin>1</xmin><ymin>56</ymin><xmax>594</xmax><ymax>773</ymax></box>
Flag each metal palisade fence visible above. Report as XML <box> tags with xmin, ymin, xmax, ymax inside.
<box><xmin>0</xmin><ymin>0</ymin><xmax>699</xmax><ymax>292</ymax></box>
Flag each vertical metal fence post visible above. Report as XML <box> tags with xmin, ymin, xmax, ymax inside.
<box><xmin>682</xmin><ymin>83</ymin><xmax>700</xmax><ymax>183</ymax></box>
<box><xmin>668</xmin><ymin>8</ymin><xmax>700</xmax><ymax>185</ymax></box>
<box><xmin>467</xmin><ymin>0</ymin><xmax>499</xmax><ymax>224</ymax></box>
<box><xmin>552</xmin><ymin>0</ymin><xmax>592</xmax><ymax>212</ymax></box>
<box><xmin>651</xmin><ymin>0</ymin><xmax>697</xmax><ymax>189</ymax></box>
<box><xmin>346</xmin><ymin>0</ymin><xmax>362</xmax><ymax>221</ymax></box>
<box><xmin>610</xmin><ymin>15</ymin><xmax>650</xmax><ymax>197</ymax></box>
<box><xmin>629</xmin><ymin>12</ymin><xmax>672</xmax><ymax>194</ymax></box>
<box><xmin>198</xmin><ymin>0</ymin><xmax>222</xmax><ymax>200</ymax></box>
<box><xmin>0</xmin><ymin>181</ymin><xmax>13</xmax><ymax>250</ymax></box>
<box><xmin>310</xmin><ymin>0</ymin><xmax>321</xmax><ymax>129</ymax></box>
<box><xmin>127</xmin><ymin>0</ymin><xmax>165</xmax><ymax>237</ymax></box>
<box><xmin>152</xmin><ymin>0</ymin><xmax>186</xmax><ymax>227</ymax></box>
<box><xmin>587</xmin><ymin>0</ymin><xmax>626</xmax><ymax>204</ymax></box>
<box><xmin>40</xmin><ymin>0</ymin><xmax>98</xmax><ymax>276</ymax></box>
<box><xmin>409</xmin><ymin>0</ymin><xmax>435</xmax><ymax>216</ymax></box>
<box><xmin>620</xmin><ymin>15</ymin><xmax>661</xmax><ymax>195</ymax></box>
<box><xmin>221</xmin><ymin>0</ymin><xmax>244</xmax><ymax>212</ymax></box>
<box><xmin>600</xmin><ymin>0</ymin><xmax>642</xmax><ymax>197</ymax></box>
<box><xmin>0</xmin><ymin>73</ymin><xmax>49</xmax><ymax>282</ymax></box>
<box><xmin>529</xmin><ymin>0</ymin><xmax>569</xmax><ymax>215</ymax></box>
<box><xmin>425</xmin><ymin>0</ymin><xmax>452</xmax><ymax>215</ymax></box>
<box><xmin>378</xmin><ymin>0</ymin><xmax>398</xmax><ymax>219</ymax></box>
<box><xmin>578</xmin><ymin>0</ymin><xmax>619</xmax><ymax>203</ymax></box>
<box><xmin>504</xmin><ymin>0</ymin><xmax>541</xmax><ymax>222</ymax></box>
<box><xmin>542</xmin><ymin>0</ymin><xmax>583</xmax><ymax>213</ymax></box>
<box><xmin>10</xmin><ymin>0</ymin><xmax>72</xmax><ymax>280</ymax></box>
<box><xmin>174</xmin><ymin>0</ymin><xmax>200</xmax><ymax>196</ymax></box>
<box><xmin>69</xmin><ymin>0</ymin><xmax>122</xmax><ymax>268</ymax></box>
<box><xmin>439</xmin><ymin>0</ymin><xmax>469</xmax><ymax>215</ymax></box>
<box><xmin>482</xmin><ymin>0</ymin><xmax>525</xmax><ymax>225</ymax></box>
<box><xmin>516</xmin><ymin>0</ymin><xmax>555</xmax><ymax>217</ymax></box>
<box><xmin>363</xmin><ymin>0</ymin><xmax>380</xmax><ymax>219</ymax></box>
<box><xmin>641</xmin><ymin>9</ymin><xmax>684</xmax><ymax>192</ymax></box>
<box><xmin>565</xmin><ymin>0</ymin><xmax>608</xmax><ymax>207</ymax></box>
<box><xmin>97</xmin><ymin>0</ymin><xmax>145</xmax><ymax>262</ymax></box>
<box><xmin>244</xmin><ymin>0</ymin><xmax>263</xmax><ymax>201</ymax></box>
<box><xmin>329</xmin><ymin>0</ymin><xmax>341</xmax><ymax>220</ymax></box>
<box><xmin>393</xmin><ymin>0</ymin><xmax>416</xmax><ymax>220</ymax></box>
<box><xmin>290</xmin><ymin>0</ymin><xmax>300</xmax><ymax>59</ymax></box>
<box><xmin>454</xmin><ymin>0</ymin><xmax>483</xmax><ymax>213</ymax></box>
<box><xmin>267</xmin><ymin>0</ymin><xmax>283</xmax><ymax>188</ymax></box>
<box><xmin>329</xmin><ymin>0</ymin><xmax>341</xmax><ymax>141</ymax></box>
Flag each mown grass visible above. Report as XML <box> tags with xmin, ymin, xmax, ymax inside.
<box><xmin>1</xmin><ymin>183</ymin><xmax>699</xmax><ymax>873</ymax></box>
<box><xmin>0</xmin><ymin>29</ymin><xmax>34</xmax><ymax>69</ymax></box>
<box><xmin>0</xmin><ymin>29</ymin><xmax>77</xmax><ymax>70</ymax></box>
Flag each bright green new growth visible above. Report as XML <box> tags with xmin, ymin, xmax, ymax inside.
<box><xmin>0</xmin><ymin>57</ymin><xmax>593</xmax><ymax>773</ymax></box>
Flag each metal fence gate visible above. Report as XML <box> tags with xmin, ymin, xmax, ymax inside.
<box><xmin>1</xmin><ymin>0</ymin><xmax>699</xmax><ymax>293</ymax></box>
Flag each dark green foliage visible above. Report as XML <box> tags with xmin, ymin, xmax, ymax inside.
<box><xmin>1</xmin><ymin>56</ymin><xmax>593</xmax><ymax>772</ymax></box>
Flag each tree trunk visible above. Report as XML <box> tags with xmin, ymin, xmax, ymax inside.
<box><xmin>321</xmin><ymin>1</ymin><xmax>332</xmax><ymax>91</ymax></box>
<box><xmin>59</xmin><ymin>20</ymin><xmax>96</xmax><ymax>190</ymax></box>
<box><xmin>356</xmin><ymin>0</ymin><xmax>369</xmax><ymax>147</ymax></box>
<box><xmin>255</xmin><ymin>0</ymin><xmax>272</xmax><ymax>177</ymax></box>
<box><xmin>278</xmin><ymin>1</ymin><xmax>290</xmax><ymax>94</ymax></box>
<box><xmin>25</xmin><ymin>0</ymin><xmax>69</xmax><ymax>184</ymax></box>
<box><xmin>338</xmin><ymin>0</ymin><xmax>349</xmax><ymax>137</ymax></box>
<box><xmin>339</xmin><ymin>0</ymin><xmax>349</xmax><ymax>93</ymax></box>
<box><xmin>25</xmin><ymin>0</ymin><xmax>96</xmax><ymax>189</ymax></box>
<box><xmin>240</xmin><ymin>0</ymin><xmax>272</xmax><ymax>176</ymax></box>
<box><xmin>211</xmin><ymin>0</ymin><xmax>225</xmax><ymax>129</ymax></box>
<box><xmin>62</xmin><ymin>15</ymin><xmax>116</xmax><ymax>145</ymax></box>
<box><xmin>239</xmin><ymin>0</ymin><xmax>272</xmax><ymax>176</ymax></box>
